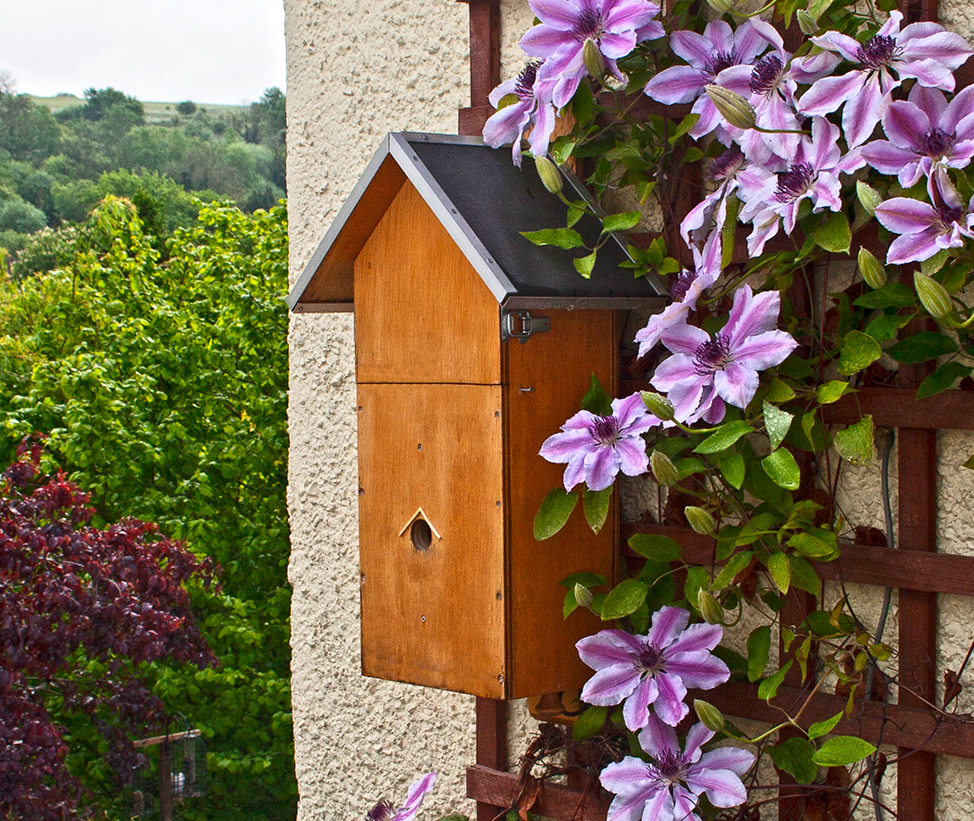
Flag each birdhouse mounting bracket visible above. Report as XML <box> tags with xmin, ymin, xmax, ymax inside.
<box><xmin>501</xmin><ymin>310</ymin><xmax>551</xmax><ymax>344</ymax></box>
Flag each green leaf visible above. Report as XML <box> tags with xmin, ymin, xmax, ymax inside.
<box><xmin>583</xmin><ymin>486</ymin><xmax>612</xmax><ymax>533</ymax></box>
<box><xmin>788</xmin><ymin>529</ymin><xmax>837</xmax><ymax>559</ymax></box>
<box><xmin>571</xmin><ymin>81</ymin><xmax>595</xmax><ymax>126</ymax></box>
<box><xmin>917</xmin><ymin>361</ymin><xmax>972</xmax><ymax>399</ymax></box>
<box><xmin>572</xmin><ymin>705</ymin><xmax>607</xmax><ymax>740</ymax></box>
<box><xmin>864</xmin><ymin>310</ymin><xmax>914</xmax><ymax>343</ymax></box>
<box><xmin>713</xmin><ymin>550</ymin><xmax>753</xmax><ymax>591</ymax></box>
<box><xmin>683</xmin><ymin>566</ymin><xmax>708</xmax><ymax>609</ymax></box>
<box><xmin>601</xmin><ymin>578</ymin><xmax>649</xmax><ymax>621</ymax></box>
<box><xmin>551</xmin><ymin>140</ymin><xmax>577</xmax><ymax>166</ymax></box>
<box><xmin>718</xmin><ymin>451</ymin><xmax>745</xmax><ymax>489</ymax></box>
<box><xmin>834</xmin><ymin>414</ymin><xmax>874</xmax><ymax>466</ymax></box>
<box><xmin>763</xmin><ymin>402</ymin><xmax>794</xmax><ymax>451</ymax></box>
<box><xmin>758</xmin><ymin>661</ymin><xmax>793</xmax><ymax>701</ymax></box>
<box><xmin>886</xmin><ymin>331</ymin><xmax>957</xmax><ymax>364</ymax></box>
<box><xmin>574</xmin><ymin>250</ymin><xmax>597</xmax><ymax>278</ymax></box>
<box><xmin>602</xmin><ymin>211</ymin><xmax>641</xmax><ymax>233</ymax></box>
<box><xmin>581</xmin><ymin>373</ymin><xmax>612</xmax><ymax>415</ymax></box>
<box><xmin>808</xmin><ymin>711</ymin><xmax>844</xmax><ymax>740</ymax></box>
<box><xmin>521</xmin><ymin>228</ymin><xmax>585</xmax><ymax>249</ymax></box>
<box><xmin>668</xmin><ymin>112</ymin><xmax>701</xmax><ymax>144</ymax></box>
<box><xmin>812</xmin><ymin>736</ymin><xmax>877</xmax><ymax>767</ymax></box>
<box><xmin>559</xmin><ymin>571</ymin><xmax>607</xmax><ymax>589</ymax></box>
<box><xmin>813</xmin><ymin>211</ymin><xmax>851</xmax><ymax>253</ymax></box>
<box><xmin>767</xmin><ymin>551</ymin><xmax>791</xmax><ymax>594</ymax></box>
<box><xmin>747</xmin><ymin>625</ymin><xmax>771</xmax><ymax>682</ymax></box>
<box><xmin>628</xmin><ymin>533</ymin><xmax>682</xmax><ymax>563</ymax></box>
<box><xmin>768</xmin><ymin>737</ymin><xmax>819</xmax><ymax>784</ymax></box>
<box><xmin>534</xmin><ymin>489</ymin><xmax>578</xmax><ymax>540</ymax></box>
<box><xmin>566</xmin><ymin>204</ymin><xmax>585</xmax><ymax>228</ymax></box>
<box><xmin>767</xmin><ymin>377</ymin><xmax>797</xmax><ymax>403</ymax></box>
<box><xmin>762</xmin><ymin>449</ymin><xmax>801</xmax><ymax>490</ymax></box>
<box><xmin>837</xmin><ymin>330</ymin><xmax>882</xmax><ymax>376</ymax></box>
<box><xmin>854</xmin><ymin>282</ymin><xmax>917</xmax><ymax>309</ymax></box>
<box><xmin>789</xmin><ymin>554</ymin><xmax>822</xmax><ymax>594</ymax></box>
<box><xmin>694</xmin><ymin>421</ymin><xmax>753</xmax><ymax>454</ymax></box>
<box><xmin>817</xmin><ymin>380</ymin><xmax>851</xmax><ymax>405</ymax></box>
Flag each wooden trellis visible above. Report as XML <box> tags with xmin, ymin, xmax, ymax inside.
<box><xmin>456</xmin><ymin>0</ymin><xmax>974</xmax><ymax>818</ymax></box>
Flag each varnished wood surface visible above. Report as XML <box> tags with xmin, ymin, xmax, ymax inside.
<box><xmin>503</xmin><ymin>309</ymin><xmax>619</xmax><ymax>699</ymax></box>
<box><xmin>354</xmin><ymin>181</ymin><xmax>502</xmax><ymax>386</ymax></box>
<box><xmin>357</xmin><ymin>383</ymin><xmax>507</xmax><ymax>697</ymax></box>
<box><xmin>467</xmin><ymin>765</ymin><xmax>610</xmax><ymax>821</ymax></box>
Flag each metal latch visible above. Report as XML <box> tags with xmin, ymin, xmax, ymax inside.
<box><xmin>501</xmin><ymin>310</ymin><xmax>551</xmax><ymax>343</ymax></box>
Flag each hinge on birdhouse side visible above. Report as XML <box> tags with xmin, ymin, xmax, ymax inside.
<box><xmin>501</xmin><ymin>310</ymin><xmax>551</xmax><ymax>344</ymax></box>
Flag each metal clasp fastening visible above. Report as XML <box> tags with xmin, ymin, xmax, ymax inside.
<box><xmin>501</xmin><ymin>310</ymin><xmax>551</xmax><ymax>343</ymax></box>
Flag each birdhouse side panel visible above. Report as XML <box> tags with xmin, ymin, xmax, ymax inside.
<box><xmin>353</xmin><ymin>181</ymin><xmax>502</xmax><ymax>386</ymax></box>
<box><xmin>357</xmin><ymin>382</ymin><xmax>507</xmax><ymax>698</ymax></box>
<box><xmin>503</xmin><ymin>309</ymin><xmax>619</xmax><ymax>700</ymax></box>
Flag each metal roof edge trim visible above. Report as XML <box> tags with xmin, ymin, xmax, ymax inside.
<box><xmin>285</xmin><ymin>133</ymin><xmax>396</xmax><ymax>311</ymax></box>
<box><xmin>389</xmin><ymin>133</ymin><xmax>517</xmax><ymax>305</ymax></box>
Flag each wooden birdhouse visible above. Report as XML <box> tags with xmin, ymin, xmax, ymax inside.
<box><xmin>288</xmin><ymin>133</ymin><xmax>666</xmax><ymax>699</ymax></box>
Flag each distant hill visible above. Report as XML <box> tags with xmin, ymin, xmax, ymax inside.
<box><xmin>30</xmin><ymin>94</ymin><xmax>250</xmax><ymax>125</ymax></box>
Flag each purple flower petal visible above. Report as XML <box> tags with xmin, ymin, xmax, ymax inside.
<box><xmin>685</xmin><ymin>765</ymin><xmax>748</xmax><ymax>807</ymax></box>
<box><xmin>615</xmin><ymin>436</ymin><xmax>650</xmax><ymax>477</ymax></box>
<box><xmin>539</xmin><ymin>428</ymin><xmax>596</xmax><ymax>462</ymax></box>
<box><xmin>666</xmin><ymin>622</ymin><xmax>722</xmax><ymax>655</ymax></box>
<box><xmin>732</xmin><ymin>330</ymin><xmax>799</xmax><ymax>371</ymax></box>
<box><xmin>622</xmin><ymin>675</ymin><xmax>659</xmax><ymax>730</ymax></box>
<box><xmin>653</xmin><ymin>671</ymin><xmax>689</xmax><ymax>725</ymax></box>
<box><xmin>683</xmin><ymin>722</ymin><xmax>715</xmax><ymax>762</ymax></box>
<box><xmin>637</xmin><ymin>714</ymin><xmax>680</xmax><ymax>759</ymax></box>
<box><xmin>645</xmin><ymin>65</ymin><xmax>709</xmax><ymax>104</ymax></box>
<box><xmin>665</xmin><ymin>650</ymin><xmax>731</xmax><ymax>689</ymax></box>
<box><xmin>648</xmin><ymin>605</ymin><xmax>690</xmax><ymax>648</ymax></box>
<box><xmin>584</xmin><ymin>444</ymin><xmax>621</xmax><ymax>491</ymax></box>
<box><xmin>875</xmin><ymin>197</ymin><xmax>937</xmax><ymax>233</ymax></box>
<box><xmin>799</xmin><ymin>72</ymin><xmax>864</xmax><ymax>116</ymax></box>
<box><xmin>580</xmin><ymin>663</ymin><xmax>642</xmax><ymax>705</ymax></box>
<box><xmin>698</xmin><ymin>746</ymin><xmax>755</xmax><ymax>776</ymax></box>
<box><xmin>577</xmin><ymin>630</ymin><xmax>643</xmax><ymax>667</ymax></box>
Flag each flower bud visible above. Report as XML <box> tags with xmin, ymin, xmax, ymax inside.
<box><xmin>650</xmin><ymin>450</ymin><xmax>680</xmax><ymax>487</ymax></box>
<box><xmin>641</xmin><ymin>391</ymin><xmax>675</xmax><ymax>422</ymax></box>
<box><xmin>705</xmin><ymin>85</ymin><xmax>756</xmax><ymax>130</ymax></box>
<box><xmin>914</xmin><ymin>271</ymin><xmax>953</xmax><ymax>319</ymax></box>
<box><xmin>685</xmin><ymin>505</ymin><xmax>716</xmax><ymax>536</ymax></box>
<box><xmin>856</xmin><ymin>181</ymin><xmax>883</xmax><ymax>216</ymax></box>
<box><xmin>694</xmin><ymin>699</ymin><xmax>726</xmax><ymax>732</ymax></box>
<box><xmin>857</xmin><ymin>247</ymin><xmax>887</xmax><ymax>289</ymax></box>
<box><xmin>796</xmin><ymin>9</ymin><xmax>818</xmax><ymax>35</ymax></box>
<box><xmin>705</xmin><ymin>0</ymin><xmax>736</xmax><ymax>12</ymax></box>
<box><xmin>583</xmin><ymin>38</ymin><xmax>606</xmax><ymax>79</ymax></box>
<box><xmin>697</xmin><ymin>590</ymin><xmax>724</xmax><ymax>625</ymax></box>
<box><xmin>574</xmin><ymin>582</ymin><xmax>595</xmax><ymax>611</ymax></box>
<box><xmin>535</xmin><ymin>156</ymin><xmax>563</xmax><ymax>195</ymax></box>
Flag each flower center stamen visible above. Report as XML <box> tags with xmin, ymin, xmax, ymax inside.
<box><xmin>918</xmin><ymin>128</ymin><xmax>954</xmax><ymax>157</ymax></box>
<box><xmin>749</xmin><ymin>54</ymin><xmax>783</xmax><ymax>95</ymax></box>
<box><xmin>775</xmin><ymin>162</ymin><xmax>815</xmax><ymax>202</ymax></box>
<box><xmin>367</xmin><ymin>802</ymin><xmax>395</xmax><ymax>821</ymax></box>
<box><xmin>591</xmin><ymin>415</ymin><xmax>621</xmax><ymax>445</ymax></box>
<box><xmin>707</xmin><ymin>146</ymin><xmax>745</xmax><ymax>182</ymax></box>
<box><xmin>857</xmin><ymin>34</ymin><xmax>899</xmax><ymax>70</ymax></box>
<box><xmin>654</xmin><ymin>751</ymin><xmax>691</xmax><ymax>786</ymax></box>
<box><xmin>706</xmin><ymin>51</ymin><xmax>736</xmax><ymax>78</ymax></box>
<box><xmin>670</xmin><ymin>270</ymin><xmax>698</xmax><ymax>302</ymax></box>
<box><xmin>694</xmin><ymin>334</ymin><xmax>732</xmax><ymax>374</ymax></box>
<box><xmin>936</xmin><ymin>204</ymin><xmax>963</xmax><ymax>230</ymax></box>
<box><xmin>514</xmin><ymin>62</ymin><xmax>540</xmax><ymax>100</ymax></box>
<box><xmin>635</xmin><ymin>643</ymin><xmax>663</xmax><ymax>673</ymax></box>
<box><xmin>573</xmin><ymin>9</ymin><xmax>604</xmax><ymax>40</ymax></box>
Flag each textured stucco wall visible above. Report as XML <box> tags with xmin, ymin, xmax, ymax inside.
<box><xmin>286</xmin><ymin>0</ymin><xmax>974</xmax><ymax>817</ymax></box>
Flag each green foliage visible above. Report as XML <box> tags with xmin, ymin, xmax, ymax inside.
<box><xmin>0</xmin><ymin>196</ymin><xmax>295</xmax><ymax>819</ymax></box>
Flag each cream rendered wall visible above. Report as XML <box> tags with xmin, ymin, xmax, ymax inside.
<box><xmin>284</xmin><ymin>0</ymin><xmax>536</xmax><ymax>817</ymax></box>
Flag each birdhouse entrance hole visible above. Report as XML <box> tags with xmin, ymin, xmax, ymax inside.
<box><xmin>410</xmin><ymin>519</ymin><xmax>432</xmax><ymax>551</ymax></box>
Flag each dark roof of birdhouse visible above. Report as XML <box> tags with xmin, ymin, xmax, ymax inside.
<box><xmin>287</xmin><ymin>132</ymin><xmax>668</xmax><ymax>312</ymax></box>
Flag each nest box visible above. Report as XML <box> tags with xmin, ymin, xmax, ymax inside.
<box><xmin>288</xmin><ymin>133</ymin><xmax>665</xmax><ymax>699</ymax></box>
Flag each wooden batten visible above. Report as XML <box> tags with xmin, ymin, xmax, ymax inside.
<box><xmin>502</xmin><ymin>309</ymin><xmax>618</xmax><ymax>699</ymax></box>
<box><xmin>353</xmin><ymin>181</ymin><xmax>502</xmax><ymax>386</ymax></box>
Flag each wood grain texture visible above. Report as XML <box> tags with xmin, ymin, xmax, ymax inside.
<box><xmin>467</xmin><ymin>765</ymin><xmax>610</xmax><ymax>821</ymax></box>
<box><xmin>357</xmin><ymin>383</ymin><xmax>507</xmax><ymax>697</ymax></box>
<box><xmin>503</xmin><ymin>309</ymin><xmax>618</xmax><ymax>698</ymax></box>
<box><xmin>475</xmin><ymin>698</ymin><xmax>508</xmax><ymax>821</ymax></box>
<box><xmin>822</xmin><ymin>386</ymin><xmax>974</xmax><ymax>431</ymax></box>
<box><xmin>354</xmin><ymin>181</ymin><xmax>502</xmax><ymax>386</ymax></box>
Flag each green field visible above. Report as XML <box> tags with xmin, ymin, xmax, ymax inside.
<box><xmin>30</xmin><ymin>93</ymin><xmax>248</xmax><ymax>125</ymax></box>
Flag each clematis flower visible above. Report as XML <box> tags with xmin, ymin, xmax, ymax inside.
<box><xmin>861</xmin><ymin>84</ymin><xmax>974</xmax><ymax>187</ymax></box>
<box><xmin>540</xmin><ymin>393</ymin><xmax>659</xmax><ymax>491</ymax></box>
<box><xmin>799</xmin><ymin>11</ymin><xmax>973</xmax><ymax>147</ymax></box>
<box><xmin>600</xmin><ymin>716</ymin><xmax>754</xmax><ymax>821</ymax></box>
<box><xmin>576</xmin><ymin>607</ymin><xmax>729</xmax><ymax>730</ymax></box>
<box><xmin>366</xmin><ymin>773</ymin><xmax>437</xmax><ymax>821</ymax></box>
<box><xmin>651</xmin><ymin>285</ymin><xmax>798</xmax><ymax>424</ymax></box>
<box><xmin>520</xmin><ymin>0</ymin><xmax>663</xmax><ymax>108</ymax></box>
<box><xmin>874</xmin><ymin>172</ymin><xmax>974</xmax><ymax>264</ymax></box>
<box><xmin>644</xmin><ymin>20</ymin><xmax>771</xmax><ymax>140</ymax></box>
<box><xmin>484</xmin><ymin>62</ymin><xmax>558</xmax><ymax>167</ymax></box>
<box><xmin>635</xmin><ymin>232</ymin><xmax>722</xmax><ymax>358</ymax></box>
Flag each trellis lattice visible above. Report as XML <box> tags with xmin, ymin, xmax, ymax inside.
<box><xmin>456</xmin><ymin>0</ymin><xmax>974</xmax><ymax>817</ymax></box>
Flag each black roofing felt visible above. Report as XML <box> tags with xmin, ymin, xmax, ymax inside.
<box><xmin>407</xmin><ymin>137</ymin><xmax>663</xmax><ymax>301</ymax></box>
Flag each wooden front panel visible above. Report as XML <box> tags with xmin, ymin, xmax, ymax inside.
<box><xmin>503</xmin><ymin>309</ymin><xmax>619</xmax><ymax>699</ymax></box>
<box><xmin>353</xmin><ymin>181</ymin><xmax>502</xmax><ymax>386</ymax></box>
<box><xmin>357</xmin><ymin>382</ymin><xmax>507</xmax><ymax>697</ymax></box>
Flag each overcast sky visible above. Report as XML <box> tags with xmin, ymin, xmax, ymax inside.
<box><xmin>0</xmin><ymin>0</ymin><xmax>287</xmax><ymax>105</ymax></box>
